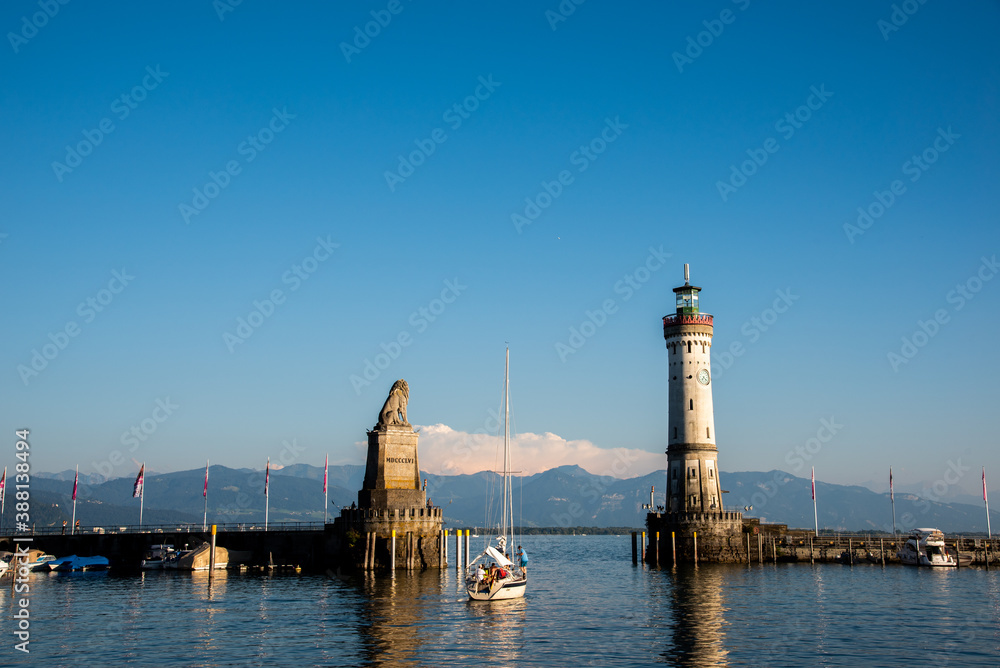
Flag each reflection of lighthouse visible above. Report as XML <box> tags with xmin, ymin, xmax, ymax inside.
<box><xmin>647</xmin><ymin>264</ymin><xmax>744</xmax><ymax>564</ymax></box>
<box><xmin>664</xmin><ymin>264</ymin><xmax>724</xmax><ymax>513</ymax></box>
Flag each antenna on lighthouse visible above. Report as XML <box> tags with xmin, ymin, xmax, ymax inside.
<box><xmin>684</xmin><ymin>263</ymin><xmax>690</xmax><ymax>284</ymax></box>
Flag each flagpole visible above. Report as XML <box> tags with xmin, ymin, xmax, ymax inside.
<box><xmin>890</xmin><ymin>467</ymin><xmax>897</xmax><ymax>538</ymax></box>
<box><xmin>204</xmin><ymin>459</ymin><xmax>209</xmax><ymax>532</ymax></box>
<box><xmin>0</xmin><ymin>466</ymin><xmax>6</xmax><ymax>531</ymax></box>
<box><xmin>71</xmin><ymin>465</ymin><xmax>78</xmax><ymax>535</ymax></box>
<box><xmin>985</xmin><ymin>467</ymin><xmax>992</xmax><ymax>540</ymax></box>
<box><xmin>323</xmin><ymin>453</ymin><xmax>329</xmax><ymax>525</ymax></box>
<box><xmin>139</xmin><ymin>462</ymin><xmax>144</xmax><ymax>530</ymax></box>
<box><xmin>265</xmin><ymin>457</ymin><xmax>269</xmax><ymax>531</ymax></box>
<box><xmin>812</xmin><ymin>467</ymin><xmax>818</xmax><ymax>537</ymax></box>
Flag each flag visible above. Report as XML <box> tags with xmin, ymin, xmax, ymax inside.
<box><xmin>985</xmin><ymin>467</ymin><xmax>989</xmax><ymax>503</ymax></box>
<box><xmin>264</xmin><ymin>458</ymin><xmax>269</xmax><ymax>497</ymax></box>
<box><xmin>0</xmin><ymin>467</ymin><xmax>6</xmax><ymax>497</ymax></box>
<box><xmin>133</xmin><ymin>464</ymin><xmax>144</xmax><ymax>498</ymax></box>
<box><xmin>811</xmin><ymin>467</ymin><xmax>815</xmax><ymax>501</ymax></box>
<box><xmin>323</xmin><ymin>454</ymin><xmax>328</xmax><ymax>495</ymax></box>
<box><xmin>204</xmin><ymin>461</ymin><xmax>209</xmax><ymax>498</ymax></box>
<box><xmin>890</xmin><ymin>467</ymin><xmax>894</xmax><ymax>502</ymax></box>
<box><xmin>72</xmin><ymin>468</ymin><xmax>79</xmax><ymax>501</ymax></box>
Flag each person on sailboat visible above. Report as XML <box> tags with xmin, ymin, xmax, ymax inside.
<box><xmin>516</xmin><ymin>545</ymin><xmax>528</xmax><ymax>574</ymax></box>
<box><xmin>476</xmin><ymin>564</ymin><xmax>486</xmax><ymax>591</ymax></box>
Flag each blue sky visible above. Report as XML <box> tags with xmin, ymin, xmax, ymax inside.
<box><xmin>2</xmin><ymin>1</ymin><xmax>999</xmax><ymax>500</ymax></box>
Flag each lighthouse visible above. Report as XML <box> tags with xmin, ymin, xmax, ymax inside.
<box><xmin>646</xmin><ymin>264</ymin><xmax>743</xmax><ymax>564</ymax></box>
<box><xmin>664</xmin><ymin>263</ymin><xmax>723</xmax><ymax>513</ymax></box>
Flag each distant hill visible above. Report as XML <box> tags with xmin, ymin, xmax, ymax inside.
<box><xmin>25</xmin><ymin>465</ymin><xmax>1000</xmax><ymax>533</ymax></box>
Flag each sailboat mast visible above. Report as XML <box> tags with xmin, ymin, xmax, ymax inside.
<box><xmin>503</xmin><ymin>346</ymin><xmax>510</xmax><ymax>542</ymax></box>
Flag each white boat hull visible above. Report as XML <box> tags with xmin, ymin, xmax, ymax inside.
<box><xmin>467</xmin><ymin>576</ymin><xmax>526</xmax><ymax>601</ymax></box>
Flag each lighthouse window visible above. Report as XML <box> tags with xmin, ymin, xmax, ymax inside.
<box><xmin>689</xmin><ymin>399</ymin><xmax>693</xmax><ymax>410</ymax></box>
<box><xmin>672</xmin><ymin>467</ymin><xmax>677</xmax><ymax>479</ymax></box>
<box><xmin>689</xmin><ymin>467</ymin><xmax>696</xmax><ymax>478</ymax></box>
<box><xmin>708</xmin><ymin>467</ymin><xmax>714</xmax><ymax>478</ymax></box>
<box><xmin>673</xmin><ymin>427</ymin><xmax>677</xmax><ymax>439</ymax></box>
<box><xmin>706</xmin><ymin>427</ymin><xmax>710</xmax><ymax>438</ymax></box>
<box><xmin>687</xmin><ymin>341</ymin><xmax>692</xmax><ymax>353</ymax></box>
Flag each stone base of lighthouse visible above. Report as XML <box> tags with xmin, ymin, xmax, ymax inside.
<box><xmin>646</xmin><ymin>511</ymin><xmax>746</xmax><ymax>564</ymax></box>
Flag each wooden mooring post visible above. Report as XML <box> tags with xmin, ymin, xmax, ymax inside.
<box><xmin>631</xmin><ymin>531</ymin><xmax>637</xmax><ymax>565</ymax></box>
<box><xmin>455</xmin><ymin>530</ymin><xmax>462</xmax><ymax>571</ymax></box>
<box><xmin>441</xmin><ymin>529</ymin><xmax>447</xmax><ymax>567</ymax></box>
<box><xmin>757</xmin><ymin>533</ymin><xmax>763</xmax><ymax>564</ymax></box>
<box><xmin>693</xmin><ymin>531</ymin><xmax>698</xmax><ymax>564</ymax></box>
<box><xmin>641</xmin><ymin>531</ymin><xmax>646</xmax><ymax>563</ymax></box>
<box><xmin>391</xmin><ymin>530</ymin><xmax>396</xmax><ymax>571</ymax></box>
<box><xmin>653</xmin><ymin>531</ymin><xmax>659</xmax><ymax>566</ymax></box>
<box><xmin>848</xmin><ymin>538</ymin><xmax>853</xmax><ymax>565</ymax></box>
<box><xmin>672</xmin><ymin>532</ymin><xmax>677</xmax><ymax>568</ymax></box>
<box><xmin>880</xmin><ymin>538</ymin><xmax>885</xmax><ymax>566</ymax></box>
<box><xmin>746</xmin><ymin>534</ymin><xmax>751</xmax><ymax>565</ymax></box>
<box><xmin>809</xmin><ymin>535</ymin><xmax>814</xmax><ymax>565</ymax></box>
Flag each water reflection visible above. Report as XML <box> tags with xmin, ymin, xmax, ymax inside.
<box><xmin>663</xmin><ymin>566</ymin><xmax>730</xmax><ymax>667</ymax></box>
<box><xmin>353</xmin><ymin>570</ymin><xmax>525</xmax><ymax>666</ymax></box>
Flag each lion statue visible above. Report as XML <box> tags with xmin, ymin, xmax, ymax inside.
<box><xmin>376</xmin><ymin>379</ymin><xmax>410</xmax><ymax>429</ymax></box>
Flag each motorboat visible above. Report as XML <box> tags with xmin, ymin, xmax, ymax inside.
<box><xmin>141</xmin><ymin>544</ymin><xmax>176</xmax><ymax>570</ymax></box>
<box><xmin>897</xmin><ymin>528</ymin><xmax>957</xmax><ymax>567</ymax></box>
<box><xmin>29</xmin><ymin>554</ymin><xmax>58</xmax><ymax>571</ymax></box>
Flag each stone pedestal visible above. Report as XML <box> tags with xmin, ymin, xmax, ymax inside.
<box><xmin>358</xmin><ymin>426</ymin><xmax>425</xmax><ymax>510</ymax></box>
<box><xmin>333</xmin><ymin>416</ymin><xmax>443</xmax><ymax>570</ymax></box>
<box><xmin>647</xmin><ymin>511</ymin><xmax>746</xmax><ymax>564</ymax></box>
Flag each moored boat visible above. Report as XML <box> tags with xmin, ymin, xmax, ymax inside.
<box><xmin>897</xmin><ymin>528</ymin><xmax>957</xmax><ymax>568</ymax></box>
<box><xmin>141</xmin><ymin>544</ymin><xmax>176</xmax><ymax>570</ymax></box>
<box><xmin>49</xmin><ymin>555</ymin><xmax>110</xmax><ymax>571</ymax></box>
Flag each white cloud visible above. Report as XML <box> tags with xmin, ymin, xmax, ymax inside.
<box><xmin>406</xmin><ymin>423</ymin><xmax>662</xmax><ymax>478</ymax></box>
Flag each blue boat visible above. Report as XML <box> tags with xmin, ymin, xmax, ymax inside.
<box><xmin>48</xmin><ymin>555</ymin><xmax>110</xmax><ymax>571</ymax></box>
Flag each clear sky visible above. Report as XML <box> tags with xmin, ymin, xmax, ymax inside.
<box><xmin>2</xmin><ymin>1</ymin><xmax>998</xmax><ymax>499</ymax></box>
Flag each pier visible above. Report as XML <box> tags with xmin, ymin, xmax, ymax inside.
<box><xmin>635</xmin><ymin>526</ymin><xmax>1000</xmax><ymax>567</ymax></box>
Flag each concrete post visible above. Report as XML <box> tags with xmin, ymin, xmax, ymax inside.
<box><xmin>631</xmin><ymin>532</ymin><xmax>637</xmax><ymax>565</ymax></box>
<box><xmin>693</xmin><ymin>531</ymin><xmax>698</xmax><ymax>564</ymax></box>
<box><xmin>391</xmin><ymin>530</ymin><xmax>396</xmax><ymax>571</ymax></box>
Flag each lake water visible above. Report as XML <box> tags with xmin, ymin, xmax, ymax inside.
<box><xmin>2</xmin><ymin>535</ymin><xmax>998</xmax><ymax>667</ymax></box>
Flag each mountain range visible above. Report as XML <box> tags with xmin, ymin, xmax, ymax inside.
<box><xmin>27</xmin><ymin>465</ymin><xmax>999</xmax><ymax>534</ymax></box>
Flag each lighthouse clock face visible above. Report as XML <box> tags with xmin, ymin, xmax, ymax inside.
<box><xmin>697</xmin><ymin>369</ymin><xmax>711</xmax><ymax>385</ymax></box>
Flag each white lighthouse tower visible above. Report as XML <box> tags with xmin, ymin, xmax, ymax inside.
<box><xmin>648</xmin><ymin>264</ymin><xmax>743</xmax><ymax>563</ymax></box>
<box><xmin>664</xmin><ymin>264</ymin><xmax>724</xmax><ymax>513</ymax></box>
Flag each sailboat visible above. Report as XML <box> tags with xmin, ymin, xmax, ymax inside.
<box><xmin>466</xmin><ymin>346</ymin><xmax>527</xmax><ymax>601</ymax></box>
